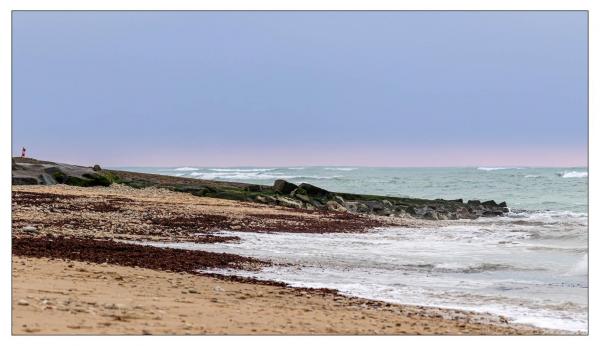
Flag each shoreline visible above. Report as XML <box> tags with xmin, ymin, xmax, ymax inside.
<box><xmin>13</xmin><ymin>256</ymin><xmax>557</xmax><ymax>335</ymax></box>
<box><xmin>11</xmin><ymin>184</ymin><xmax>570</xmax><ymax>335</ymax></box>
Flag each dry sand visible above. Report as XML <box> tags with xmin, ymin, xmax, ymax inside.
<box><xmin>12</xmin><ymin>256</ymin><xmax>549</xmax><ymax>335</ymax></box>
<box><xmin>12</xmin><ymin>184</ymin><xmax>558</xmax><ymax>335</ymax></box>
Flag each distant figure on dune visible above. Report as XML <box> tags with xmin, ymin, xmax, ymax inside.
<box><xmin>21</xmin><ymin>147</ymin><xmax>26</xmax><ymax>158</ymax></box>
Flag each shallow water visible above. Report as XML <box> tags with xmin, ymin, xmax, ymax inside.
<box><xmin>122</xmin><ymin>166</ymin><xmax>588</xmax><ymax>332</ymax></box>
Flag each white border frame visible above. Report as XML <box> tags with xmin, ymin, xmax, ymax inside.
<box><xmin>1</xmin><ymin>1</ymin><xmax>596</xmax><ymax>345</ymax></box>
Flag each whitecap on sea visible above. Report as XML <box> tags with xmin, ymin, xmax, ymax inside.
<box><xmin>174</xmin><ymin>167</ymin><xmax>199</xmax><ymax>171</ymax></box>
<box><xmin>558</xmin><ymin>171</ymin><xmax>588</xmax><ymax>178</ymax></box>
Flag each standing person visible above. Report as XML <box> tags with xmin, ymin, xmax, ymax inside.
<box><xmin>21</xmin><ymin>147</ymin><xmax>26</xmax><ymax>158</ymax></box>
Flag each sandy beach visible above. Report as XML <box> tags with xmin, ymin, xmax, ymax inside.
<box><xmin>13</xmin><ymin>256</ymin><xmax>549</xmax><ymax>335</ymax></box>
<box><xmin>11</xmin><ymin>184</ymin><xmax>562</xmax><ymax>335</ymax></box>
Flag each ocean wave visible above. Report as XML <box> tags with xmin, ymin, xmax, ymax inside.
<box><xmin>505</xmin><ymin>210</ymin><xmax>588</xmax><ymax>222</ymax></box>
<box><xmin>525</xmin><ymin>174</ymin><xmax>541</xmax><ymax>178</ymax></box>
<box><xmin>188</xmin><ymin>172</ymin><xmax>341</xmax><ymax>181</ymax></box>
<box><xmin>209</xmin><ymin>168</ymin><xmax>275</xmax><ymax>172</ymax></box>
<box><xmin>477</xmin><ymin>167</ymin><xmax>522</xmax><ymax>171</ymax></box>
<box><xmin>568</xmin><ymin>254</ymin><xmax>588</xmax><ymax>276</ymax></box>
<box><xmin>324</xmin><ymin>167</ymin><xmax>357</xmax><ymax>171</ymax></box>
<box><xmin>432</xmin><ymin>262</ymin><xmax>529</xmax><ymax>273</ymax></box>
<box><xmin>287</xmin><ymin>167</ymin><xmax>306</xmax><ymax>170</ymax></box>
<box><xmin>558</xmin><ymin>171</ymin><xmax>587</xmax><ymax>178</ymax></box>
<box><xmin>174</xmin><ymin>167</ymin><xmax>199</xmax><ymax>171</ymax></box>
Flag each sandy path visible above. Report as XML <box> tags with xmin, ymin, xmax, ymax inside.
<box><xmin>12</xmin><ymin>256</ymin><xmax>548</xmax><ymax>335</ymax></box>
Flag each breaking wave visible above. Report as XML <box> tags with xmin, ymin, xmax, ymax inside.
<box><xmin>559</xmin><ymin>171</ymin><xmax>588</xmax><ymax>178</ymax></box>
<box><xmin>324</xmin><ymin>167</ymin><xmax>358</xmax><ymax>171</ymax></box>
<box><xmin>209</xmin><ymin>168</ymin><xmax>275</xmax><ymax>172</ymax></box>
<box><xmin>174</xmin><ymin>167</ymin><xmax>199</xmax><ymax>171</ymax></box>
<box><xmin>477</xmin><ymin>167</ymin><xmax>522</xmax><ymax>171</ymax></box>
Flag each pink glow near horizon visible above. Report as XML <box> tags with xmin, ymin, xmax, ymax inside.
<box><xmin>27</xmin><ymin>145</ymin><xmax>587</xmax><ymax>168</ymax></box>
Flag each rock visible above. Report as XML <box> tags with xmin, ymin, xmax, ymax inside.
<box><xmin>245</xmin><ymin>184</ymin><xmax>263</xmax><ymax>192</ymax></box>
<box><xmin>382</xmin><ymin>199</ymin><xmax>394</xmax><ymax>209</ymax></box>
<box><xmin>498</xmin><ymin>201</ymin><xmax>507</xmax><ymax>208</ymax></box>
<box><xmin>423</xmin><ymin>211</ymin><xmax>439</xmax><ymax>220</ymax></box>
<box><xmin>363</xmin><ymin>200</ymin><xmax>384</xmax><ymax>213</ymax></box>
<box><xmin>22</xmin><ymin>225</ymin><xmax>37</xmax><ymax>233</ymax></box>
<box><xmin>273</xmin><ymin>180</ymin><xmax>298</xmax><ymax>194</ymax></box>
<box><xmin>356</xmin><ymin>203</ymin><xmax>371</xmax><ymax>213</ymax></box>
<box><xmin>17</xmin><ymin>299</ymin><xmax>29</xmax><ymax>306</ymax></box>
<box><xmin>482</xmin><ymin>200</ymin><xmax>498</xmax><ymax>207</ymax></box>
<box><xmin>92</xmin><ymin>164</ymin><xmax>102</xmax><ymax>171</ymax></box>
<box><xmin>298</xmin><ymin>183</ymin><xmax>332</xmax><ymax>198</ymax></box>
<box><xmin>12</xmin><ymin>176</ymin><xmax>39</xmax><ymax>185</ymax></box>
<box><xmin>467</xmin><ymin>200</ymin><xmax>481</xmax><ymax>206</ymax></box>
<box><xmin>255</xmin><ymin>196</ymin><xmax>268</xmax><ymax>203</ymax></box>
<box><xmin>276</xmin><ymin>196</ymin><xmax>303</xmax><ymax>209</ymax></box>
<box><xmin>483</xmin><ymin>210</ymin><xmax>504</xmax><ymax>216</ymax></box>
<box><xmin>310</xmin><ymin>199</ymin><xmax>324</xmax><ymax>209</ymax></box>
<box><xmin>326</xmin><ymin>200</ymin><xmax>347</xmax><ymax>212</ymax></box>
<box><xmin>333</xmin><ymin>195</ymin><xmax>346</xmax><ymax>206</ymax></box>
<box><xmin>13</xmin><ymin>160</ymin><xmax>112</xmax><ymax>187</ymax></box>
<box><xmin>39</xmin><ymin>173</ymin><xmax>57</xmax><ymax>185</ymax></box>
<box><xmin>344</xmin><ymin>201</ymin><xmax>359</xmax><ymax>213</ymax></box>
<box><xmin>290</xmin><ymin>189</ymin><xmax>312</xmax><ymax>203</ymax></box>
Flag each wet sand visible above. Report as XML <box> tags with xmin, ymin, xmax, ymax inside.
<box><xmin>12</xmin><ymin>256</ymin><xmax>550</xmax><ymax>335</ymax></box>
<box><xmin>11</xmin><ymin>184</ymin><xmax>559</xmax><ymax>335</ymax></box>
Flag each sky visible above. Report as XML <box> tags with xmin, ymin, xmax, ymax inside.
<box><xmin>12</xmin><ymin>11</ymin><xmax>588</xmax><ymax>167</ymax></box>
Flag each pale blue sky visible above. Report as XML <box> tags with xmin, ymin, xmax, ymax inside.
<box><xmin>12</xmin><ymin>11</ymin><xmax>588</xmax><ymax>167</ymax></box>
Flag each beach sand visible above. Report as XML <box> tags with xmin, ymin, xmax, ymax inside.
<box><xmin>12</xmin><ymin>256</ymin><xmax>548</xmax><ymax>335</ymax></box>
<box><xmin>11</xmin><ymin>184</ymin><xmax>555</xmax><ymax>335</ymax></box>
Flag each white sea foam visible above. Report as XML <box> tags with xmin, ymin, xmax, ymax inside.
<box><xmin>525</xmin><ymin>174</ymin><xmax>541</xmax><ymax>178</ymax></box>
<box><xmin>559</xmin><ymin>171</ymin><xmax>588</xmax><ymax>178</ymax></box>
<box><xmin>143</xmin><ymin>218</ymin><xmax>588</xmax><ymax>332</ymax></box>
<box><xmin>174</xmin><ymin>167</ymin><xmax>199</xmax><ymax>171</ymax></box>
<box><xmin>188</xmin><ymin>171</ymin><xmax>340</xmax><ymax>181</ymax></box>
<box><xmin>209</xmin><ymin>168</ymin><xmax>275</xmax><ymax>172</ymax></box>
<box><xmin>568</xmin><ymin>254</ymin><xmax>588</xmax><ymax>276</ymax></box>
<box><xmin>324</xmin><ymin>167</ymin><xmax>357</xmax><ymax>171</ymax></box>
<box><xmin>477</xmin><ymin>167</ymin><xmax>522</xmax><ymax>171</ymax></box>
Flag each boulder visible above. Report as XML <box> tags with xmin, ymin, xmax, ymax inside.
<box><xmin>291</xmin><ymin>189</ymin><xmax>312</xmax><ymax>204</ymax></box>
<box><xmin>273</xmin><ymin>180</ymin><xmax>298</xmax><ymax>194</ymax></box>
<box><xmin>423</xmin><ymin>211</ymin><xmax>439</xmax><ymax>220</ymax></box>
<box><xmin>255</xmin><ymin>195</ymin><xmax>268</xmax><ymax>203</ymax></box>
<box><xmin>13</xmin><ymin>161</ymin><xmax>112</xmax><ymax>187</ymax></box>
<box><xmin>467</xmin><ymin>200</ymin><xmax>481</xmax><ymax>206</ymax></box>
<box><xmin>244</xmin><ymin>184</ymin><xmax>263</xmax><ymax>192</ymax></box>
<box><xmin>276</xmin><ymin>196</ymin><xmax>303</xmax><ymax>209</ymax></box>
<box><xmin>39</xmin><ymin>173</ymin><xmax>57</xmax><ymax>185</ymax></box>
<box><xmin>12</xmin><ymin>176</ymin><xmax>39</xmax><ymax>185</ymax></box>
<box><xmin>310</xmin><ymin>199</ymin><xmax>324</xmax><ymax>209</ymax></box>
<box><xmin>363</xmin><ymin>200</ymin><xmax>384</xmax><ymax>212</ymax></box>
<box><xmin>333</xmin><ymin>195</ymin><xmax>346</xmax><ymax>206</ymax></box>
<box><xmin>482</xmin><ymin>200</ymin><xmax>498</xmax><ymax>207</ymax></box>
<box><xmin>93</xmin><ymin>164</ymin><xmax>102</xmax><ymax>171</ymax></box>
<box><xmin>298</xmin><ymin>183</ymin><xmax>332</xmax><ymax>198</ymax></box>
<box><xmin>326</xmin><ymin>200</ymin><xmax>347</xmax><ymax>212</ymax></box>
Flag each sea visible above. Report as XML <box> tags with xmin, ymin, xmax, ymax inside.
<box><xmin>116</xmin><ymin>166</ymin><xmax>588</xmax><ymax>333</ymax></box>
